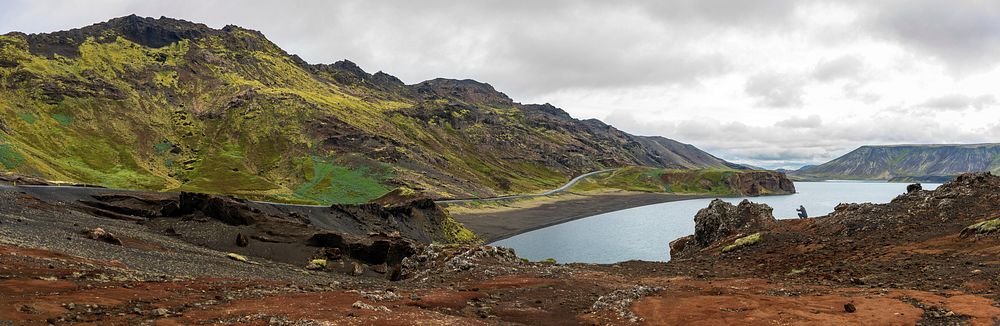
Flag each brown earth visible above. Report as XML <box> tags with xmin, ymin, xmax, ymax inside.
<box><xmin>3</xmin><ymin>173</ymin><xmax>1000</xmax><ymax>325</ymax></box>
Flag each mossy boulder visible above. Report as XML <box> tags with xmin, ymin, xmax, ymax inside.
<box><xmin>670</xmin><ymin>199</ymin><xmax>776</xmax><ymax>258</ymax></box>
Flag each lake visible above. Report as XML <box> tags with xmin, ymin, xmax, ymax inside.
<box><xmin>491</xmin><ymin>181</ymin><xmax>941</xmax><ymax>264</ymax></box>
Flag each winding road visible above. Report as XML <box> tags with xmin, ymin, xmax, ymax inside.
<box><xmin>435</xmin><ymin>168</ymin><xmax>616</xmax><ymax>205</ymax></box>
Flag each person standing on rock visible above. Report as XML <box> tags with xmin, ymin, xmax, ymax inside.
<box><xmin>796</xmin><ymin>205</ymin><xmax>808</xmax><ymax>219</ymax></box>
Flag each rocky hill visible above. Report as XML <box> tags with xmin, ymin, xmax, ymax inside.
<box><xmin>0</xmin><ymin>15</ymin><xmax>743</xmax><ymax>204</ymax></box>
<box><xmin>791</xmin><ymin>144</ymin><xmax>1000</xmax><ymax>182</ymax></box>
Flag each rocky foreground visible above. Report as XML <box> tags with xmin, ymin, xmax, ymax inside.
<box><xmin>3</xmin><ymin>173</ymin><xmax>1000</xmax><ymax>324</ymax></box>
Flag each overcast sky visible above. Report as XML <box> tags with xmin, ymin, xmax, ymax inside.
<box><xmin>3</xmin><ymin>0</ymin><xmax>1000</xmax><ymax>168</ymax></box>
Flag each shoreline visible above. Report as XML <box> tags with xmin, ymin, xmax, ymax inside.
<box><xmin>449</xmin><ymin>191</ymin><xmax>722</xmax><ymax>243</ymax></box>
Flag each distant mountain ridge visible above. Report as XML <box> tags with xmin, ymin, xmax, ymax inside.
<box><xmin>0</xmin><ymin>15</ymin><xmax>743</xmax><ymax>204</ymax></box>
<box><xmin>792</xmin><ymin>144</ymin><xmax>1000</xmax><ymax>182</ymax></box>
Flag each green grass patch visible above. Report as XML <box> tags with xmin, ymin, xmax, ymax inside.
<box><xmin>722</xmin><ymin>233</ymin><xmax>762</xmax><ymax>253</ymax></box>
<box><xmin>51</xmin><ymin>113</ymin><xmax>72</xmax><ymax>126</ymax></box>
<box><xmin>17</xmin><ymin>113</ymin><xmax>36</xmax><ymax>124</ymax></box>
<box><xmin>0</xmin><ymin>144</ymin><xmax>25</xmax><ymax>169</ymax></box>
<box><xmin>179</xmin><ymin>145</ymin><xmax>279</xmax><ymax>194</ymax></box>
<box><xmin>293</xmin><ymin>156</ymin><xmax>394</xmax><ymax>204</ymax></box>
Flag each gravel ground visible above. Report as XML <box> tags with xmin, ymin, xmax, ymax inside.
<box><xmin>0</xmin><ymin>190</ymin><xmax>335</xmax><ymax>283</ymax></box>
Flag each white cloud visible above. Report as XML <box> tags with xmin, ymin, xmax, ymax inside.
<box><xmin>745</xmin><ymin>73</ymin><xmax>806</xmax><ymax>108</ymax></box>
<box><xmin>918</xmin><ymin>94</ymin><xmax>997</xmax><ymax>111</ymax></box>
<box><xmin>812</xmin><ymin>55</ymin><xmax>864</xmax><ymax>81</ymax></box>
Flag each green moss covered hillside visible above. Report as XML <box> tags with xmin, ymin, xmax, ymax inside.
<box><xmin>0</xmin><ymin>15</ymin><xmax>745</xmax><ymax>204</ymax></box>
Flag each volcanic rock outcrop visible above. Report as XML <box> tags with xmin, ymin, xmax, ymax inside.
<box><xmin>725</xmin><ymin>171</ymin><xmax>796</xmax><ymax>196</ymax></box>
<box><xmin>655</xmin><ymin>169</ymin><xmax>795</xmax><ymax>196</ymax></box>
<box><xmin>69</xmin><ymin>190</ymin><xmax>474</xmax><ymax>277</ymax></box>
<box><xmin>670</xmin><ymin>199</ymin><xmax>777</xmax><ymax>257</ymax></box>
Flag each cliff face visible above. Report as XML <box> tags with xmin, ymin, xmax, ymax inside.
<box><xmin>725</xmin><ymin>171</ymin><xmax>796</xmax><ymax>196</ymax></box>
<box><xmin>792</xmin><ymin>144</ymin><xmax>1000</xmax><ymax>181</ymax></box>
<box><xmin>658</xmin><ymin>169</ymin><xmax>795</xmax><ymax>196</ymax></box>
<box><xmin>570</xmin><ymin>167</ymin><xmax>794</xmax><ymax>196</ymax></box>
<box><xmin>0</xmin><ymin>15</ymin><xmax>741</xmax><ymax>204</ymax></box>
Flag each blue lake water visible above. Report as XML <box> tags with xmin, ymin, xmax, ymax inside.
<box><xmin>492</xmin><ymin>181</ymin><xmax>941</xmax><ymax>264</ymax></box>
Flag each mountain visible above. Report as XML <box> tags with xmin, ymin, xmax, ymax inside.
<box><xmin>792</xmin><ymin>144</ymin><xmax>1000</xmax><ymax>182</ymax></box>
<box><xmin>0</xmin><ymin>15</ymin><xmax>742</xmax><ymax>204</ymax></box>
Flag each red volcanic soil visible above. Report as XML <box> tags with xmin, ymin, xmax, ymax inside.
<box><xmin>3</xmin><ymin>173</ymin><xmax>1000</xmax><ymax>324</ymax></box>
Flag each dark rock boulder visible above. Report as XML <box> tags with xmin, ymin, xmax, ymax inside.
<box><xmin>82</xmin><ymin>227</ymin><xmax>123</xmax><ymax>246</ymax></box>
<box><xmin>668</xmin><ymin>235</ymin><xmax>692</xmax><ymax>257</ymax></box>
<box><xmin>308</xmin><ymin>232</ymin><xmax>418</xmax><ymax>266</ymax></box>
<box><xmin>235</xmin><ymin>233</ymin><xmax>249</xmax><ymax>247</ymax></box>
<box><xmin>670</xmin><ymin>199</ymin><xmax>776</xmax><ymax>257</ymax></box>
<box><xmin>693</xmin><ymin>199</ymin><xmax>776</xmax><ymax>247</ymax></box>
<box><xmin>79</xmin><ymin>194</ymin><xmax>179</xmax><ymax>218</ymax></box>
<box><xmin>907</xmin><ymin>183</ymin><xmax>922</xmax><ymax>193</ymax></box>
<box><xmin>176</xmin><ymin>192</ymin><xmax>260</xmax><ymax>225</ymax></box>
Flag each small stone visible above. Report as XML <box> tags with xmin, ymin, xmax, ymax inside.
<box><xmin>18</xmin><ymin>304</ymin><xmax>37</xmax><ymax>314</ymax></box>
<box><xmin>236</xmin><ymin>233</ymin><xmax>249</xmax><ymax>247</ymax></box>
<box><xmin>352</xmin><ymin>262</ymin><xmax>365</xmax><ymax>276</ymax></box>
<box><xmin>306</xmin><ymin>259</ymin><xmax>327</xmax><ymax>270</ymax></box>
<box><xmin>352</xmin><ymin>301</ymin><xmax>391</xmax><ymax>312</ymax></box>
<box><xmin>82</xmin><ymin>227</ymin><xmax>123</xmax><ymax>246</ymax></box>
<box><xmin>388</xmin><ymin>264</ymin><xmax>403</xmax><ymax>281</ymax></box>
<box><xmin>844</xmin><ymin>303</ymin><xmax>856</xmax><ymax>313</ymax></box>
<box><xmin>226</xmin><ymin>253</ymin><xmax>248</xmax><ymax>263</ymax></box>
<box><xmin>151</xmin><ymin>308</ymin><xmax>169</xmax><ymax>317</ymax></box>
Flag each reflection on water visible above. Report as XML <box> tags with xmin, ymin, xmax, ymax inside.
<box><xmin>492</xmin><ymin>182</ymin><xmax>940</xmax><ymax>264</ymax></box>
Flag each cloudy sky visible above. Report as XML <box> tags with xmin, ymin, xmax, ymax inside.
<box><xmin>3</xmin><ymin>0</ymin><xmax>1000</xmax><ymax>168</ymax></box>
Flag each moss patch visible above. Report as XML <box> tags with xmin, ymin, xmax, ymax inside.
<box><xmin>965</xmin><ymin>219</ymin><xmax>1000</xmax><ymax>235</ymax></box>
<box><xmin>722</xmin><ymin>233</ymin><xmax>762</xmax><ymax>253</ymax></box>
